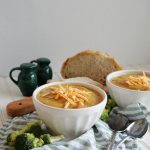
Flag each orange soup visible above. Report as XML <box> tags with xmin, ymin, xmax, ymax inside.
<box><xmin>111</xmin><ymin>72</ymin><xmax>150</xmax><ymax>91</ymax></box>
<box><xmin>37</xmin><ymin>84</ymin><xmax>103</xmax><ymax>109</ymax></box>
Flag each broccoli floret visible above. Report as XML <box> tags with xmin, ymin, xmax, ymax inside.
<box><xmin>40</xmin><ymin>134</ymin><xmax>64</xmax><ymax>144</ymax></box>
<box><xmin>100</xmin><ymin>98</ymin><xmax>117</xmax><ymax>122</ymax></box>
<box><xmin>106</xmin><ymin>98</ymin><xmax>116</xmax><ymax>110</ymax></box>
<box><xmin>7</xmin><ymin>120</ymin><xmax>64</xmax><ymax>149</ymax></box>
<box><xmin>40</xmin><ymin>134</ymin><xmax>51</xmax><ymax>144</ymax></box>
<box><xmin>26</xmin><ymin>122</ymin><xmax>47</xmax><ymax>137</ymax></box>
<box><xmin>7</xmin><ymin>130</ymin><xmax>22</xmax><ymax>146</ymax></box>
<box><xmin>100</xmin><ymin>109</ymin><xmax>109</xmax><ymax>122</ymax></box>
<box><xmin>23</xmin><ymin>120</ymin><xmax>42</xmax><ymax>133</ymax></box>
<box><xmin>32</xmin><ymin>137</ymin><xmax>44</xmax><ymax>147</ymax></box>
<box><xmin>15</xmin><ymin>133</ymin><xmax>35</xmax><ymax>150</ymax></box>
<box><xmin>7</xmin><ymin>120</ymin><xmax>43</xmax><ymax>146</ymax></box>
<box><xmin>15</xmin><ymin>133</ymin><xmax>44</xmax><ymax>150</ymax></box>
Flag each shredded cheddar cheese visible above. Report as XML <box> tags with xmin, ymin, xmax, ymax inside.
<box><xmin>125</xmin><ymin>72</ymin><xmax>150</xmax><ymax>90</ymax></box>
<box><xmin>41</xmin><ymin>84</ymin><xmax>91</xmax><ymax>108</ymax></box>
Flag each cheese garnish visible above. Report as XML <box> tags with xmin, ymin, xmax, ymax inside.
<box><xmin>42</xmin><ymin>84</ymin><xmax>91</xmax><ymax>108</ymax></box>
<box><xmin>125</xmin><ymin>72</ymin><xmax>150</xmax><ymax>90</ymax></box>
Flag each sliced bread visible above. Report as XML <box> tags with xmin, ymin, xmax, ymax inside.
<box><xmin>61</xmin><ymin>50</ymin><xmax>122</xmax><ymax>85</ymax></box>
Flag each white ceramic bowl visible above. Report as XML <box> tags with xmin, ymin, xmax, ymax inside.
<box><xmin>33</xmin><ymin>81</ymin><xmax>107</xmax><ymax>138</ymax></box>
<box><xmin>106</xmin><ymin>70</ymin><xmax>150</xmax><ymax>108</ymax></box>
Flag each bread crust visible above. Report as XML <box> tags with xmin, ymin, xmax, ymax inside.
<box><xmin>61</xmin><ymin>50</ymin><xmax>122</xmax><ymax>85</ymax></box>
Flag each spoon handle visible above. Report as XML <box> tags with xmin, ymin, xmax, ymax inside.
<box><xmin>108</xmin><ymin>132</ymin><xmax>117</xmax><ymax>150</ymax></box>
<box><xmin>113</xmin><ymin>136</ymin><xmax>130</xmax><ymax>149</ymax></box>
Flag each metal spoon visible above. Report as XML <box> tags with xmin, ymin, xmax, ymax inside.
<box><xmin>113</xmin><ymin>118</ymin><xmax>149</xmax><ymax>149</ymax></box>
<box><xmin>108</xmin><ymin>113</ymin><xmax>129</xmax><ymax>150</ymax></box>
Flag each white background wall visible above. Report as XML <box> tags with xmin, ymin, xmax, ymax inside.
<box><xmin>0</xmin><ymin>0</ymin><xmax>150</xmax><ymax>76</ymax></box>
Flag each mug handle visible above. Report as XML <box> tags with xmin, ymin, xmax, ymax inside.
<box><xmin>9</xmin><ymin>67</ymin><xmax>21</xmax><ymax>85</ymax></box>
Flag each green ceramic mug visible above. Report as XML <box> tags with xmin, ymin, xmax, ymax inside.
<box><xmin>9</xmin><ymin>63</ymin><xmax>38</xmax><ymax>96</ymax></box>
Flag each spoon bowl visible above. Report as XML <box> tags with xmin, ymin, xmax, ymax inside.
<box><xmin>108</xmin><ymin>113</ymin><xmax>129</xmax><ymax>150</ymax></box>
<box><xmin>108</xmin><ymin>113</ymin><xmax>129</xmax><ymax>132</ymax></box>
<box><xmin>114</xmin><ymin>118</ymin><xmax>149</xmax><ymax>149</ymax></box>
<box><xmin>126</xmin><ymin>118</ymin><xmax>148</xmax><ymax>138</ymax></box>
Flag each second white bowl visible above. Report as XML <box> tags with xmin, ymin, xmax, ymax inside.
<box><xmin>106</xmin><ymin>70</ymin><xmax>150</xmax><ymax>107</ymax></box>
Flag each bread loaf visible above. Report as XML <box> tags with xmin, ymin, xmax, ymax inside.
<box><xmin>61</xmin><ymin>50</ymin><xmax>122</xmax><ymax>85</ymax></box>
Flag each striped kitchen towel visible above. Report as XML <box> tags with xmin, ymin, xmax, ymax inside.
<box><xmin>0</xmin><ymin>103</ymin><xmax>149</xmax><ymax>150</ymax></box>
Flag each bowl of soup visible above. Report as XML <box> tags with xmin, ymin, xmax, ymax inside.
<box><xmin>33</xmin><ymin>81</ymin><xmax>107</xmax><ymax>138</ymax></box>
<box><xmin>106</xmin><ymin>70</ymin><xmax>150</xmax><ymax>107</ymax></box>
